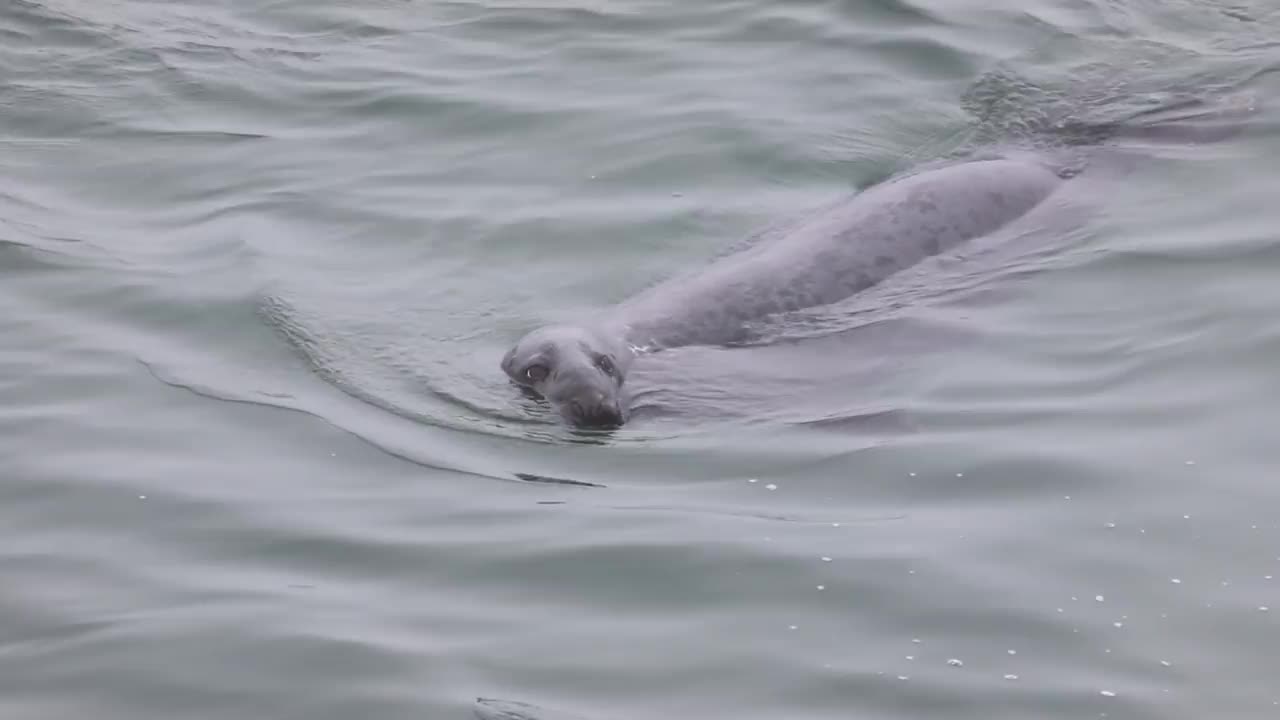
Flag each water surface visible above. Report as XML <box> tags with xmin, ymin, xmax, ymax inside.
<box><xmin>2</xmin><ymin>1</ymin><xmax>1279</xmax><ymax>718</ymax></box>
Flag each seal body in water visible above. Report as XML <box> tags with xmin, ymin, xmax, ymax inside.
<box><xmin>502</xmin><ymin>154</ymin><xmax>1066</xmax><ymax>427</ymax></box>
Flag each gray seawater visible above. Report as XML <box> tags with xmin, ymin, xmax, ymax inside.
<box><xmin>3</xmin><ymin>1</ymin><xmax>1280</xmax><ymax>718</ymax></box>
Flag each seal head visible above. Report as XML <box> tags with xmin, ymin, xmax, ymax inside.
<box><xmin>501</xmin><ymin>324</ymin><xmax>633</xmax><ymax>428</ymax></box>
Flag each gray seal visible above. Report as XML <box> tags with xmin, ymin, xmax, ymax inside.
<box><xmin>502</xmin><ymin>155</ymin><xmax>1065</xmax><ymax>427</ymax></box>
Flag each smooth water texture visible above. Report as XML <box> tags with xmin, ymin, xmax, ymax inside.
<box><xmin>2</xmin><ymin>1</ymin><xmax>1279</xmax><ymax>719</ymax></box>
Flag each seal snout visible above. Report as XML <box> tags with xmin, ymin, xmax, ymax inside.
<box><xmin>545</xmin><ymin>366</ymin><xmax>625</xmax><ymax>428</ymax></box>
<box><xmin>566</xmin><ymin>394</ymin><xmax>624</xmax><ymax>429</ymax></box>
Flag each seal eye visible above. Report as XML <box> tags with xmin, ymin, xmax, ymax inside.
<box><xmin>595</xmin><ymin>354</ymin><xmax>616</xmax><ymax>377</ymax></box>
<box><xmin>524</xmin><ymin>364</ymin><xmax>548</xmax><ymax>383</ymax></box>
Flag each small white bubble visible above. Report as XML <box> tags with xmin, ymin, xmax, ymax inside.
<box><xmin>956</xmin><ymin>473</ymin><xmax>964</xmax><ymax>478</ymax></box>
<box><xmin>1183</xmin><ymin>514</ymin><xmax>1191</xmax><ymax>520</ymax></box>
<box><xmin>789</xmin><ymin>625</ymin><xmax>798</xmax><ymax>630</ymax></box>
<box><xmin>906</xmin><ymin>655</ymin><xmax>914</xmax><ymax>660</ymax></box>
<box><xmin>1100</xmin><ymin>690</ymin><xmax>1116</xmax><ymax>697</ymax></box>
<box><xmin>1096</xmin><ymin>595</ymin><xmax>1105</xmax><ymax>602</ymax></box>
<box><xmin>908</xmin><ymin>570</ymin><xmax>916</xmax><ymax>575</ymax></box>
<box><xmin>1007</xmin><ymin>649</ymin><xmax>1017</xmax><ymax>655</ymax></box>
<box><xmin>897</xmin><ymin>675</ymin><xmax>909</xmax><ymax>681</ymax></box>
<box><xmin>1105</xmin><ymin>522</ymin><xmax>1116</xmax><ymax>529</ymax></box>
<box><xmin>947</xmin><ymin>658</ymin><xmax>964</xmax><ymax>667</ymax></box>
<box><xmin>1160</xmin><ymin>660</ymin><xmax>1172</xmax><ymax>667</ymax></box>
<box><xmin>821</xmin><ymin>556</ymin><xmax>832</xmax><ymax>562</ymax></box>
<box><xmin>1184</xmin><ymin>460</ymin><xmax>1195</xmax><ymax>466</ymax></box>
<box><xmin>1171</xmin><ymin>578</ymin><xmax>1182</xmax><ymax>584</ymax></box>
<box><xmin>912</xmin><ymin>638</ymin><xmax>921</xmax><ymax>644</ymax></box>
<box><xmin>1065</xmin><ymin>496</ymin><xmax>1072</xmax><ymax>500</ymax></box>
<box><xmin>138</xmin><ymin>495</ymin><xmax>147</xmax><ymax>500</ymax></box>
<box><xmin>1113</xmin><ymin>622</ymin><xmax>1123</xmax><ymax>628</ymax></box>
<box><xmin>1004</xmin><ymin>674</ymin><xmax>1019</xmax><ymax>681</ymax></box>
<box><xmin>748</xmin><ymin>478</ymin><xmax>758</xmax><ymax>483</ymax></box>
<box><xmin>909</xmin><ymin>472</ymin><xmax>917</xmax><ymax>477</ymax></box>
<box><xmin>1057</xmin><ymin>608</ymin><xmax>1064</xmax><ymax>613</ymax></box>
<box><xmin>816</xmin><ymin>585</ymin><xmax>826</xmax><ymax>591</ymax></box>
<box><xmin>1266</xmin><ymin>576</ymin><xmax>1273</xmax><ymax>580</ymax></box>
<box><xmin>832</xmin><ymin>523</ymin><xmax>841</xmax><ymax>528</ymax></box>
<box><xmin>1105</xmin><ymin>649</ymin><xmax>1112</xmax><ymax>654</ymax></box>
<box><xmin>1261</xmin><ymin>606</ymin><xmax>1270</xmax><ymax>612</ymax></box>
<box><xmin>766</xmin><ymin>484</ymin><xmax>778</xmax><ymax>491</ymax></box>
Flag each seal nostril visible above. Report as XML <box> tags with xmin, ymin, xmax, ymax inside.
<box><xmin>600</xmin><ymin>404</ymin><xmax>623</xmax><ymax>426</ymax></box>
